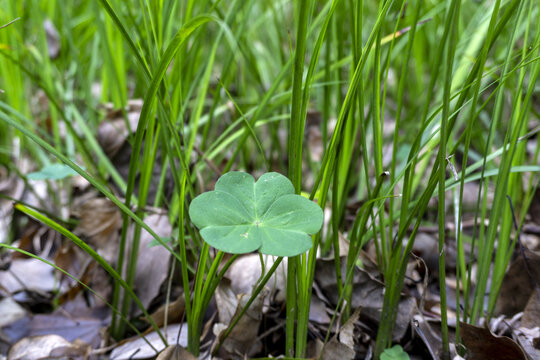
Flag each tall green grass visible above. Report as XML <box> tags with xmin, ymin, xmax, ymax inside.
<box><xmin>1</xmin><ymin>0</ymin><xmax>539</xmax><ymax>358</ymax></box>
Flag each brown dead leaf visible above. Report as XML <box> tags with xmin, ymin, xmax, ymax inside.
<box><xmin>306</xmin><ymin>338</ymin><xmax>325</xmax><ymax>359</ymax></box>
<box><xmin>9</xmin><ymin>310</ymin><xmax>107</xmax><ymax>349</ymax></box>
<box><xmin>0</xmin><ymin>257</ymin><xmax>64</xmax><ymax>294</ymax></box>
<box><xmin>225</xmin><ymin>253</ymin><xmax>286</xmax><ymax>303</ymax></box>
<box><xmin>146</xmin><ymin>295</ymin><xmax>186</xmax><ymax>329</ymax></box>
<box><xmin>110</xmin><ymin>323</ymin><xmax>188</xmax><ymax>359</ymax></box>
<box><xmin>214</xmin><ymin>287</ymin><xmax>269</xmax><ymax>359</ymax></box>
<box><xmin>320</xmin><ymin>338</ymin><xmax>355</xmax><ymax>360</ymax></box>
<box><xmin>97</xmin><ymin>100</ymin><xmax>142</xmax><ymax>158</ymax></box>
<box><xmin>515</xmin><ymin>326</ymin><xmax>540</xmax><ymax>360</ymax></box>
<box><xmin>0</xmin><ymin>297</ymin><xmax>27</xmax><ymax>328</ymax></box>
<box><xmin>157</xmin><ymin>344</ymin><xmax>197</xmax><ymax>360</ymax></box>
<box><xmin>54</xmin><ymin>242</ymin><xmax>87</xmax><ymax>287</ymax></box>
<box><xmin>309</xmin><ymin>296</ymin><xmax>331</xmax><ymax>324</ymax></box>
<box><xmin>128</xmin><ymin>213</ymin><xmax>172</xmax><ymax>313</ymax></box>
<box><xmin>215</xmin><ymin>278</ymin><xmax>239</xmax><ymax>325</ymax></box>
<box><xmin>522</xmin><ymin>289</ymin><xmax>540</xmax><ymax>329</ymax></box>
<box><xmin>496</xmin><ymin>248</ymin><xmax>540</xmax><ymax>316</ymax></box>
<box><xmin>8</xmin><ymin>334</ymin><xmax>89</xmax><ymax>360</ymax></box>
<box><xmin>412</xmin><ymin>232</ymin><xmax>440</xmax><ymax>273</ymax></box>
<box><xmin>413</xmin><ymin>315</ymin><xmax>442</xmax><ymax>359</ymax></box>
<box><xmin>73</xmin><ymin>196</ymin><xmax>122</xmax><ymax>263</ymax></box>
<box><xmin>97</xmin><ymin>100</ymin><xmax>174</xmax><ymax>204</ymax></box>
<box><xmin>339</xmin><ymin>307</ymin><xmax>361</xmax><ymax>349</ymax></box>
<box><xmin>460</xmin><ymin>322</ymin><xmax>527</xmax><ymax>360</ymax></box>
<box><xmin>75</xmin><ymin>206</ymin><xmax>172</xmax><ymax>316</ymax></box>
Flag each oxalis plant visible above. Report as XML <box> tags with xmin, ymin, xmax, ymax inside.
<box><xmin>185</xmin><ymin>171</ymin><xmax>323</xmax><ymax>355</ymax></box>
<box><xmin>189</xmin><ymin>171</ymin><xmax>323</xmax><ymax>256</ymax></box>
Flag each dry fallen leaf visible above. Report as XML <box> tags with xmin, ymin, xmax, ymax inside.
<box><xmin>517</xmin><ymin>290</ymin><xmax>540</xmax><ymax>359</ymax></box>
<box><xmin>214</xmin><ymin>287</ymin><xmax>269</xmax><ymax>359</ymax></box>
<box><xmin>514</xmin><ymin>326</ymin><xmax>540</xmax><ymax>360</ymax></box>
<box><xmin>309</xmin><ymin>296</ymin><xmax>331</xmax><ymax>325</ymax></box>
<box><xmin>320</xmin><ymin>337</ymin><xmax>355</xmax><ymax>360</ymax></box>
<box><xmin>0</xmin><ymin>297</ymin><xmax>27</xmax><ymax>328</ymax></box>
<box><xmin>74</xmin><ymin>201</ymin><xmax>172</xmax><ymax>315</ymax></box>
<box><xmin>146</xmin><ymin>295</ymin><xmax>186</xmax><ymax>329</ymax></box>
<box><xmin>339</xmin><ymin>307</ymin><xmax>361</xmax><ymax>349</ymax></box>
<box><xmin>225</xmin><ymin>253</ymin><xmax>286</xmax><ymax>303</ymax></box>
<box><xmin>156</xmin><ymin>344</ymin><xmax>197</xmax><ymax>360</ymax></box>
<box><xmin>110</xmin><ymin>323</ymin><xmax>188</xmax><ymax>360</ymax></box>
<box><xmin>97</xmin><ymin>100</ymin><xmax>175</xmax><ymax>204</ymax></box>
<box><xmin>97</xmin><ymin>100</ymin><xmax>142</xmax><ymax>158</ymax></box>
<box><xmin>215</xmin><ymin>278</ymin><xmax>239</xmax><ymax>325</ymax></box>
<box><xmin>25</xmin><ymin>311</ymin><xmax>106</xmax><ymax>348</ymax></box>
<box><xmin>412</xmin><ymin>315</ymin><xmax>442</xmax><ymax>359</ymax></box>
<box><xmin>521</xmin><ymin>289</ymin><xmax>540</xmax><ymax>329</ymax></box>
<box><xmin>8</xmin><ymin>334</ymin><xmax>89</xmax><ymax>360</ymax></box>
<box><xmin>460</xmin><ymin>322</ymin><xmax>527</xmax><ymax>360</ymax></box>
<box><xmin>496</xmin><ymin>248</ymin><xmax>540</xmax><ymax>316</ymax></box>
<box><xmin>0</xmin><ymin>258</ymin><xmax>64</xmax><ymax>294</ymax></box>
<box><xmin>54</xmin><ymin>242</ymin><xmax>86</xmax><ymax>285</ymax></box>
<box><xmin>73</xmin><ymin>196</ymin><xmax>122</xmax><ymax>264</ymax></box>
<box><xmin>128</xmin><ymin>213</ymin><xmax>172</xmax><ymax>313</ymax></box>
<box><xmin>310</xmin><ymin>306</ymin><xmax>364</xmax><ymax>360</ymax></box>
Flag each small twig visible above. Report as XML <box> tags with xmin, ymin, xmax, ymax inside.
<box><xmin>193</xmin><ymin>145</ymin><xmax>222</xmax><ymax>176</ymax></box>
<box><xmin>255</xmin><ymin>320</ymin><xmax>286</xmax><ymax>343</ymax></box>
<box><xmin>518</xmin><ymin>124</ymin><xmax>540</xmax><ymax>142</ymax></box>
<box><xmin>415</xmin><ymin>218</ymin><xmax>489</xmax><ymax>233</ymax></box>
<box><xmin>0</xmin><ymin>17</ymin><xmax>20</xmax><ymax>30</ymax></box>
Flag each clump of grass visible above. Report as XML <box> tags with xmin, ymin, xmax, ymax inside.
<box><xmin>1</xmin><ymin>0</ymin><xmax>539</xmax><ymax>359</ymax></box>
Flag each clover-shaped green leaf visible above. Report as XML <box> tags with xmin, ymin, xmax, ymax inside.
<box><xmin>188</xmin><ymin>172</ymin><xmax>323</xmax><ymax>257</ymax></box>
<box><xmin>27</xmin><ymin>163</ymin><xmax>79</xmax><ymax>180</ymax></box>
<box><xmin>380</xmin><ymin>345</ymin><xmax>410</xmax><ymax>360</ymax></box>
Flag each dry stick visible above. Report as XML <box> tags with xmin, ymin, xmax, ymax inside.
<box><xmin>415</xmin><ymin>219</ymin><xmax>489</xmax><ymax>234</ymax></box>
<box><xmin>0</xmin><ymin>17</ymin><xmax>20</xmax><ymax>30</ymax></box>
<box><xmin>193</xmin><ymin>145</ymin><xmax>222</xmax><ymax>176</ymax></box>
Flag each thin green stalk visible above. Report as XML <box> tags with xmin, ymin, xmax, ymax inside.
<box><xmin>286</xmin><ymin>0</ymin><xmax>311</xmax><ymax>356</ymax></box>
<box><xmin>470</xmin><ymin>0</ymin><xmax>538</xmax><ymax>323</ymax></box>
<box><xmin>389</xmin><ymin>0</ymin><xmax>422</xmax><ymax>269</ymax></box>
<box><xmin>454</xmin><ymin>0</ymin><xmax>506</xmax><ymax>331</ymax></box>
<box><xmin>437</xmin><ymin>2</ymin><xmax>461</xmax><ymax>358</ymax></box>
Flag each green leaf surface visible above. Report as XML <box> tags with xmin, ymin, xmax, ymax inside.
<box><xmin>380</xmin><ymin>345</ymin><xmax>410</xmax><ymax>360</ymax></box>
<box><xmin>27</xmin><ymin>163</ymin><xmax>79</xmax><ymax>180</ymax></box>
<box><xmin>189</xmin><ymin>172</ymin><xmax>323</xmax><ymax>256</ymax></box>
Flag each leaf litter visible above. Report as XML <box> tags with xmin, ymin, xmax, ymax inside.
<box><xmin>1</xmin><ymin>101</ymin><xmax>539</xmax><ymax>360</ymax></box>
